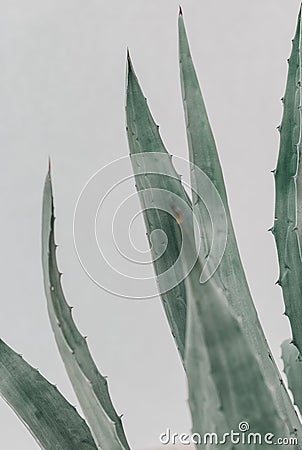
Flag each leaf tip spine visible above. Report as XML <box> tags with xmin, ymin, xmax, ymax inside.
<box><xmin>179</xmin><ymin>5</ymin><xmax>183</xmax><ymax>15</ymax></box>
<box><xmin>126</xmin><ymin>48</ymin><xmax>133</xmax><ymax>74</ymax></box>
<box><xmin>48</xmin><ymin>157</ymin><xmax>52</xmax><ymax>176</ymax></box>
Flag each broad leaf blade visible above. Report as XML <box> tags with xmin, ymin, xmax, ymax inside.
<box><xmin>185</xmin><ymin>265</ymin><xmax>288</xmax><ymax>448</ymax></box>
<box><xmin>174</xmin><ymin>212</ymin><xmax>289</xmax><ymax>447</ymax></box>
<box><xmin>42</xmin><ymin>171</ymin><xmax>130</xmax><ymax>450</ymax></box>
<box><xmin>178</xmin><ymin>10</ymin><xmax>302</xmax><ymax>439</ymax></box>
<box><xmin>0</xmin><ymin>339</ymin><xmax>97</xmax><ymax>450</ymax></box>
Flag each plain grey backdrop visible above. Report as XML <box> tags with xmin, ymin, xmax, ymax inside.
<box><xmin>1</xmin><ymin>1</ymin><xmax>301</xmax><ymax>448</ymax></box>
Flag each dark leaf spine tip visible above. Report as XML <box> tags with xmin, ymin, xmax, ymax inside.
<box><xmin>179</xmin><ymin>5</ymin><xmax>183</xmax><ymax>15</ymax></box>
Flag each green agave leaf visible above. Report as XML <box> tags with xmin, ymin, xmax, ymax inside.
<box><xmin>178</xmin><ymin>9</ymin><xmax>302</xmax><ymax>441</ymax></box>
<box><xmin>42</xmin><ymin>170</ymin><xmax>130</xmax><ymax>450</ymax></box>
<box><xmin>169</xmin><ymin>210</ymin><xmax>289</xmax><ymax>447</ymax></box>
<box><xmin>126</xmin><ymin>52</ymin><xmax>193</xmax><ymax>361</ymax></box>
<box><xmin>282</xmin><ymin>339</ymin><xmax>302</xmax><ymax>415</ymax></box>
<box><xmin>273</xmin><ymin>8</ymin><xmax>302</xmax><ymax>356</ymax></box>
<box><xmin>184</xmin><ymin>256</ymin><xmax>287</xmax><ymax>448</ymax></box>
<box><xmin>0</xmin><ymin>339</ymin><xmax>97</xmax><ymax>450</ymax></box>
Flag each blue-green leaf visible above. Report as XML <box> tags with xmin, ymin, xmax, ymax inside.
<box><xmin>42</xmin><ymin>169</ymin><xmax>130</xmax><ymax>450</ymax></box>
<box><xmin>0</xmin><ymin>339</ymin><xmax>97</xmax><ymax>450</ymax></box>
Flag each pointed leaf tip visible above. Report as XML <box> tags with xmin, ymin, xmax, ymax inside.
<box><xmin>126</xmin><ymin>48</ymin><xmax>132</xmax><ymax>70</ymax></box>
<box><xmin>126</xmin><ymin>48</ymin><xmax>135</xmax><ymax>81</ymax></box>
<box><xmin>179</xmin><ymin>5</ymin><xmax>183</xmax><ymax>15</ymax></box>
<box><xmin>48</xmin><ymin>157</ymin><xmax>51</xmax><ymax>176</ymax></box>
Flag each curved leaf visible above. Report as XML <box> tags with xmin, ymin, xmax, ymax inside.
<box><xmin>178</xmin><ymin>10</ymin><xmax>302</xmax><ymax>441</ymax></box>
<box><xmin>42</xmin><ymin>170</ymin><xmax>130</xmax><ymax>450</ymax></box>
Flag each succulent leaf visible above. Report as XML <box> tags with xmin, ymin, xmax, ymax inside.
<box><xmin>126</xmin><ymin>52</ymin><xmax>193</xmax><ymax>362</ymax></box>
<box><xmin>166</xmin><ymin>210</ymin><xmax>288</xmax><ymax>447</ymax></box>
<box><xmin>0</xmin><ymin>339</ymin><xmax>97</xmax><ymax>450</ymax></box>
<box><xmin>274</xmin><ymin>8</ymin><xmax>302</xmax><ymax>357</ymax></box>
<box><xmin>282</xmin><ymin>339</ymin><xmax>302</xmax><ymax>416</ymax></box>
<box><xmin>42</xmin><ymin>170</ymin><xmax>130</xmax><ymax>450</ymax></box>
<box><xmin>178</xmin><ymin>10</ymin><xmax>302</xmax><ymax>440</ymax></box>
<box><xmin>185</xmin><ymin>260</ymin><xmax>287</xmax><ymax>448</ymax></box>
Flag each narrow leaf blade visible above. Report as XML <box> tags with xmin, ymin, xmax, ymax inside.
<box><xmin>126</xmin><ymin>54</ymin><xmax>193</xmax><ymax>361</ymax></box>
<box><xmin>282</xmin><ymin>339</ymin><xmax>302</xmax><ymax>415</ymax></box>
<box><xmin>42</xmin><ymin>171</ymin><xmax>130</xmax><ymax>450</ymax></box>
<box><xmin>274</xmin><ymin>8</ymin><xmax>302</xmax><ymax>355</ymax></box>
<box><xmin>178</xmin><ymin>10</ymin><xmax>302</xmax><ymax>439</ymax></box>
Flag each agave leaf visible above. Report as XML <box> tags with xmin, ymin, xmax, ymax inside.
<box><xmin>282</xmin><ymin>339</ymin><xmax>302</xmax><ymax>415</ymax></box>
<box><xmin>185</xmin><ymin>300</ymin><xmax>228</xmax><ymax>450</ymax></box>
<box><xmin>0</xmin><ymin>339</ymin><xmax>97</xmax><ymax>450</ymax></box>
<box><xmin>273</xmin><ymin>8</ymin><xmax>302</xmax><ymax>357</ymax></box>
<box><xmin>171</xmin><ymin>210</ymin><xmax>289</xmax><ymax>448</ymax></box>
<box><xmin>178</xmin><ymin>9</ymin><xmax>302</xmax><ymax>440</ymax></box>
<box><xmin>126</xmin><ymin>52</ymin><xmax>193</xmax><ymax>361</ymax></box>
<box><xmin>42</xmin><ymin>170</ymin><xmax>130</xmax><ymax>450</ymax></box>
<box><xmin>185</xmin><ymin>264</ymin><xmax>288</xmax><ymax>448</ymax></box>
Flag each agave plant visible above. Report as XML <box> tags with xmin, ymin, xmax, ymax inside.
<box><xmin>1</xmin><ymin>5</ymin><xmax>302</xmax><ymax>450</ymax></box>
